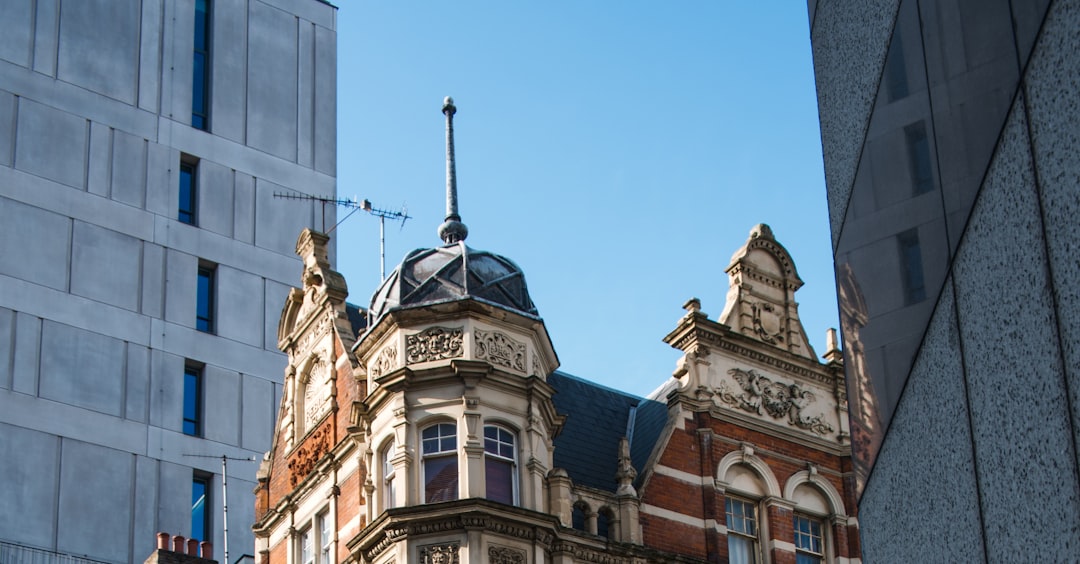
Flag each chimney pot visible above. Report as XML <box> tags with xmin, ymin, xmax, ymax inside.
<box><xmin>187</xmin><ymin>538</ymin><xmax>199</xmax><ymax>555</ymax></box>
<box><xmin>156</xmin><ymin>533</ymin><xmax>169</xmax><ymax>550</ymax></box>
<box><xmin>200</xmin><ymin>541</ymin><xmax>213</xmax><ymax>560</ymax></box>
<box><xmin>172</xmin><ymin>535</ymin><xmax>186</xmax><ymax>553</ymax></box>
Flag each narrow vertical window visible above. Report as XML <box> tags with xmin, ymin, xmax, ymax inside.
<box><xmin>885</xmin><ymin>32</ymin><xmax>909</xmax><ymax>102</ymax></box>
<box><xmin>183</xmin><ymin>363</ymin><xmax>202</xmax><ymax>436</ymax></box>
<box><xmin>179</xmin><ymin>158</ymin><xmax>197</xmax><ymax>225</ymax></box>
<box><xmin>897</xmin><ymin>229</ymin><xmax>926</xmax><ymax>305</ymax></box>
<box><xmin>196</xmin><ymin>264</ymin><xmax>216</xmax><ymax>333</ymax></box>
<box><xmin>191</xmin><ymin>475</ymin><xmax>209</xmax><ymax>542</ymax></box>
<box><xmin>318</xmin><ymin>512</ymin><xmax>332</xmax><ymax>564</ymax></box>
<box><xmin>382</xmin><ymin>441</ymin><xmax>396</xmax><ymax>509</ymax></box>
<box><xmin>794</xmin><ymin>514</ymin><xmax>824</xmax><ymax>564</ymax></box>
<box><xmin>725</xmin><ymin>497</ymin><xmax>759</xmax><ymax>564</ymax></box>
<box><xmin>905</xmin><ymin>121</ymin><xmax>934</xmax><ymax>195</ymax></box>
<box><xmin>483</xmin><ymin>425</ymin><xmax>517</xmax><ymax>505</ymax></box>
<box><xmin>421</xmin><ymin>423</ymin><xmax>458</xmax><ymax>503</ymax></box>
<box><xmin>298</xmin><ymin>527</ymin><xmax>313</xmax><ymax>564</ymax></box>
<box><xmin>192</xmin><ymin>0</ymin><xmax>211</xmax><ymax>130</ymax></box>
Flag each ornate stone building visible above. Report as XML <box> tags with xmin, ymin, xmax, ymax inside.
<box><xmin>253</xmin><ymin>99</ymin><xmax>859</xmax><ymax>564</ymax></box>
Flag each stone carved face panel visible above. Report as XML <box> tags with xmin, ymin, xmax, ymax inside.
<box><xmin>419</xmin><ymin>543</ymin><xmax>459</xmax><ymax>564</ymax></box>
<box><xmin>715</xmin><ymin>367</ymin><xmax>835</xmax><ymax>436</ymax></box>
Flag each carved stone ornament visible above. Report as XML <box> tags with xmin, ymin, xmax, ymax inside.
<box><xmin>419</xmin><ymin>542</ymin><xmax>460</xmax><ymax>564</ymax></box>
<box><xmin>302</xmin><ymin>357</ymin><xmax>331</xmax><ymax>429</ymax></box>
<box><xmin>370</xmin><ymin>345</ymin><xmax>398</xmax><ymax>378</ymax></box>
<box><xmin>750</xmin><ymin>302</ymin><xmax>784</xmax><ymax>344</ymax></box>
<box><xmin>488</xmin><ymin>545</ymin><xmax>526</xmax><ymax>564</ymax></box>
<box><xmin>716</xmin><ymin>368</ymin><xmax>834</xmax><ymax>435</ymax></box>
<box><xmin>475</xmin><ymin>329</ymin><xmax>526</xmax><ymax>372</ymax></box>
<box><xmin>287</xmin><ymin>424</ymin><xmax>332</xmax><ymax>486</ymax></box>
<box><xmin>406</xmin><ymin>326</ymin><xmax>464</xmax><ymax>364</ymax></box>
<box><xmin>531</xmin><ymin>353</ymin><xmax>542</xmax><ymax>377</ymax></box>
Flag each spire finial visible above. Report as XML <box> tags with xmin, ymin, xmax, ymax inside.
<box><xmin>438</xmin><ymin>96</ymin><xmax>468</xmax><ymax>244</ymax></box>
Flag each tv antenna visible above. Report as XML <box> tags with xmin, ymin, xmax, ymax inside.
<box><xmin>272</xmin><ymin>191</ymin><xmax>368</xmax><ymax>234</ymax></box>
<box><xmin>184</xmin><ymin>453</ymin><xmax>257</xmax><ymax>564</ymax></box>
<box><xmin>359</xmin><ymin>199</ymin><xmax>411</xmax><ymax>280</ymax></box>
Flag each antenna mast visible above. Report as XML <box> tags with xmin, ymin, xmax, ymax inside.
<box><xmin>183</xmin><ymin>453</ymin><xmax>256</xmax><ymax>564</ymax></box>
<box><xmin>359</xmin><ymin>199</ymin><xmax>410</xmax><ymax>280</ymax></box>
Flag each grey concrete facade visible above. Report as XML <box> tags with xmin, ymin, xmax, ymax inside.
<box><xmin>0</xmin><ymin>0</ymin><xmax>336</xmax><ymax>562</ymax></box>
<box><xmin>809</xmin><ymin>0</ymin><xmax>1080</xmax><ymax>560</ymax></box>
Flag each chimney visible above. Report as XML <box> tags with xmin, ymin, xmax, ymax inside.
<box><xmin>143</xmin><ymin>533</ymin><xmax>218</xmax><ymax>564</ymax></box>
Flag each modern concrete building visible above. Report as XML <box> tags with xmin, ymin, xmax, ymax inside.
<box><xmin>0</xmin><ymin>0</ymin><xmax>337</xmax><ymax>562</ymax></box>
<box><xmin>252</xmin><ymin>100</ymin><xmax>859</xmax><ymax>564</ymax></box>
<box><xmin>809</xmin><ymin>0</ymin><xmax>1080</xmax><ymax>560</ymax></box>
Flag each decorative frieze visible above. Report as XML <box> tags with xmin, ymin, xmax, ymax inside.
<box><xmin>475</xmin><ymin>329</ymin><xmax>526</xmax><ymax>372</ymax></box>
<box><xmin>287</xmin><ymin>424</ymin><xmax>332</xmax><ymax>486</ymax></box>
<box><xmin>419</xmin><ymin>542</ymin><xmax>459</xmax><ymax>564</ymax></box>
<box><xmin>488</xmin><ymin>545</ymin><xmax>526</xmax><ymax>564</ymax></box>
<box><xmin>371</xmin><ymin>345</ymin><xmax>399</xmax><ymax>378</ymax></box>
<box><xmin>406</xmin><ymin>326</ymin><xmax>464</xmax><ymax>364</ymax></box>
<box><xmin>716</xmin><ymin>368</ymin><xmax>834</xmax><ymax>435</ymax></box>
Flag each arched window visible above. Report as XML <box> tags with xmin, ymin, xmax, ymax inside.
<box><xmin>597</xmin><ymin>506</ymin><xmax>615</xmax><ymax>540</ymax></box>
<box><xmin>572</xmin><ymin>500</ymin><xmax>589</xmax><ymax>531</ymax></box>
<box><xmin>794</xmin><ymin>513</ymin><xmax>824</xmax><ymax>564</ymax></box>
<box><xmin>421</xmin><ymin>423</ymin><xmax>458</xmax><ymax>502</ymax></box>
<box><xmin>381</xmin><ymin>439</ymin><xmax>395</xmax><ymax>510</ymax></box>
<box><xmin>483</xmin><ymin>425</ymin><xmax>517</xmax><ymax>504</ymax></box>
<box><xmin>725</xmin><ymin>496</ymin><xmax>760</xmax><ymax>564</ymax></box>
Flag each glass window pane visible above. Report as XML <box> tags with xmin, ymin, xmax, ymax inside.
<box><xmin>197</xmin><ymin>266</ymin><xmax>214</xmax><ymax>332</ymax></box>
<box><xmin>179</xmin><ymin>163</ymin><xmax>195</xmax><ymax>224</ymax></box>
<box><xmin>191</xmin><ymin>478</ymin><xmax>207</xmax><ymax>541</ymax></box>
<box><xmin>485</xmin><ymin>457</ymin><xmax>513</xmax><ymax>504</ymax></box>
<box><xmin>727</xmin><ymin>534</ymin><xmax>756</xmax><ymax>564</ymax></box>
<box><xmin>424</xmin><ymin>455</ymin><xmax>458</xmax><ymax>502</ymax></box>
<box><xmin>183</xmin><ymin>367</ymin><xmax>200</xmax><ymax>436</ymax></box>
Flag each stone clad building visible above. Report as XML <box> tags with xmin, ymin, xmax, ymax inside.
<box><xmin>253</xmin><ymin>100</ymin><xmax>859</xmax><ymax>564</ymax></box>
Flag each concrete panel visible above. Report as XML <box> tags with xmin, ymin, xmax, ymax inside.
<box><xmin>132</xmin><ymin>455</ymin><xmax>160</xmax><ymax>563</ymax></box>
<box><xmin>1025</xmin><ymin>0</ymin><xmax>1080</xmax><ymax>472</ymax></box>
<box><xmin>297</xmin><ymin>21</ymin><xmax>315</xmax><ymax>168</ymax></box>
<box><xmin>246</xmin><ymin>1</ymin><xmax>298</xmax><ymax>160</ymax></box>
<box><xmin>166</xmin><ymin>0</ymin><xmax>195</xmax><ymax>124</ymax></box>
<box><xmin>198</xmin><ymin>159</ymin><xmax>235</xmax><ymax>237</ymax></box>
<box><xmin>87</xmin><ymin>122</ymin><xmax>112</xmax><ymax>197</ymax></box>
<box><xmin>138</xmin><ymin>0</ymin><xmax>163</xmax><ymax>113</ymax></box>
<box><xmin>241</xmin><ymin>372</ymin><xmax>274</xmax><ymax>451</ymax></box>
<box><xmin>70</xmin><ymin>221</ymin><xmax>142</xmax><ymax>311</ymax></box>
<box><xmin>260</xmin><ymin>0</ymin><xmax>336</xmax><ymax>30</ymax></box>
<box><xmin>810</xmin><ymin>0</ymin><xmax>899</xmax><ymax>249</ymax></box>
<box><xmin>0</xmin><ymin>91</ymin><xmax>13</xmax><ymax>167</ymax></box>
<box><xmin>57</xmin><ymin>0</ymin><xmax>139</xmax><ymax>104</ymax></box>
<box><xmin>141</xmin><ymin>242</ymin><xmax>166</xmax><ymax>318</ymax></box>
<box><xmin>0</xmin><ymin>306</ymin><xmax>12</xmax><ymax>389</ymax></box>
<box><xmin>157</xmin><ymin>461</ymin><xmax>193</xmax><ymax>541</ymax></box>
<box><xmin>39</xmin><ymin>320</ymin><xmax>125</xmax><ymax>417</ymax></box>
<box><xmin>12</xmin><ymin>312</ymin><xmax>41</xmax><ymax>396</ymax></box>
<box><xmin>0</xmin><ymin>197</ymin><xmax>71</xmax><ymax>292</ymax></box>
<box><xmin>151</xmin><ymin>319</ymin><xmax>286</xmax><ymax>384</ymax></box>
<box><xmin>265</xmin><ymin>279</ymin><xmax>291</xmax><ymax>350</ymax></box>
<box><xmin>164</xmin><ymin>249</ymin><xmax>198</xmax><ymax>327</ymax></box>
<box><xmin>57</xmin><ymin>439</ymin><xmax>133</xmax><ymax>563</ymax></box>
<box><xmin>0</xmin><ymin>422</ymin><xmax>59</xmax><ymax>549</ymax></box>
<box><xmin>111</xmin><ymin>129</ymin><xmax>148</xmax><ymax>208</ymax></box>
<box><xmin>953</xmin><ymin>97</ymin><xmax>1080</xmax><ymax>561</ymax></box>
<box><xmin>146</xmin><ymin>143</ymin><xmax>176</xmax><ymax>218</ymax></box>
<box><xmin>203</xmin><ymin>364</ymin><xmax>240</xmax><ymax>444</ymax></box>
<box><xmin>255</xmin><ymin>178</ymin><xmax>312</xmax><ymax>256</ymax></box>
<box><xmin>149</xmin><ymin>350</ymin><xmax>185</xmax><ymax>431</ymax></box>
<box><xmin>32</xmin><ymin>0</ymin><xmax>59</xmax><ymax>76</ymax></box>
<box><xmin>216</xmin><ymin>265</ymin><xmax>264</xmax><ymax>347</ymax></box>
<box><xmin>859</xmin><ymin>282</ymin><xmax>985</xmax><ymax>561</ymax></box>
<box><xmin>313</xmin><ymin>24</ymin><xmax>336</xmax><ymax>175</ymax></box>
<box><xmin>126</xmin><ymin>344</ymin><xmax>151</xmax><ymax>423</ymax></box>
<box><xmin>234</xmin><ymin>172</ymin><xmax>256</xmax><ymax>244</ymax></box>
<box><xmin>211</xmin><ymin>0</ymin><xmax>247</xmax><ymax>143</ymax></box>
<box><xmin>14</xmin><ymin>98</ymin><xmax>87</xmax><ymax>188</ymax></box>
<box><xmin>0</xmin><ymin>0</ymin><xmax>33</xmax><ymax>68</ymax></box>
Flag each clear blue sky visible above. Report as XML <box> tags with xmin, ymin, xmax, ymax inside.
<box><xmin>333</xmin><ymin>2</ymin><xmax>837</xmax><ymax>398</ymax></box>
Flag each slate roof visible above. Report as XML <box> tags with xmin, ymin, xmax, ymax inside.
<box><xmin>345</xmin><ymin>302</ymin><xmax>368</xmax><ymax>338</ymax></box>
<box><xmin>548</xmin><ymin>371</ymin><xmax>669</xmax><ymax>492</ymax></box>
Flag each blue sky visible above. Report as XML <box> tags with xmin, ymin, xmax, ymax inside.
<box><xmin>332</xmin><ymin>2</ymin><xmax>836</xmax><ymax>397</ymax></box>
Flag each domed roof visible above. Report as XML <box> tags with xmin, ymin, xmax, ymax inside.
<box><xmin>368</xmin><ymin>241</ymin><xmax>537</xmax><ymax>321</ymax></box>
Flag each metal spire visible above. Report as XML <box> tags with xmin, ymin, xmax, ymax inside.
<box><xmin>437</xmin><ymin>96</ymin><xmax>468</xmax><ymax>244</ymax></box>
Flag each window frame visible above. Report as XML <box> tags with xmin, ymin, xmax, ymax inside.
<box><xmin>381</xmin><ymin>439</ymin><xmax>396</xmax><ymax>510</ymax></box>
<box><xmin>793</xmin><ymin>513</ymin><xmax>825</xmax><ymax>564</ymax></box>
<box><xmin>191</xmin><ymin>474</ymin><xmax>210</xmax><ymax>542</ymax></box>
<box><xmin>483</xmin><ymin>424</ymin><xmax>518</xmax><ymax>505</ymax></box>
<box><xmin>191</xmin><ymin>0</ymin><xmax>212</xmax><ymax>130</ymax></box>
<box><xmin>318</xmin><ymin>511</ymin><xmax>332</xmax><ymax>564</ymax></box>
<box><xmin>724</xmin><ymin>495</ymin><xmax>761</xmax><ymax>564</ymax></box>
<box><xmin>421</xmin><ymin>422</ymin><xmax>458</xmax><ymax>503</ymax></box>
<box><xmin>183</xmin><ymin>362</ymin><xmax>203</xmax><ymax>436</ymax></box>
<box><xmin>294</xmin><ymin>509</ymin><xmax>332</xmax><ymax>564</ymax></box>
<box><xmin>179</xmin><ymin>157</ymin><xmax>198</xmax><ymax>225</ymax></box>
<box><xmin>196</xmin><ymin>263</ymin><xmax>216</xmax><ymax>333</ymax></box>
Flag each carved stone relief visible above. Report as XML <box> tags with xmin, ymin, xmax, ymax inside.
<box><xmin>716</xmin><ymin>368</ymin><xmax>834</xmax><ymax>435</ymax></box>
<box><xmin>419</xmin><ymin>542</ymin><xmax>459</xmax><ymax>564</ymax></box>
<box><xmin>406</xmin><ymin>326</ymin><xmax>463</xmax><ymax>364</ymax></box>
<box><xmin>475</xmin><ymin>329</ymin><xmax>526</xmax><ymax>372</ymax></box>
<box><xmin>302</xmin><ymin>357</ymin><xmax>331</xmax><ymax>429</ymax></box>
<box><xmin>287</xmin><ymin>424</ymin><xmax>331</xmax><ymax>486</ymax></box>
<box><xmin>750</xmin><ymin>302</ymin><xmax>784</xmax><ymax>344</ymax></box>
<box><xmin>370</xmin><ymin>345</ymin><xmax>398</xmax><ymax>378</ymax></box>
<box><xmin>489</xmin><ymin>545</ymin><xmax>526</xmax><ymax>564</ymax></box>
<box><xmin>531</xmin><ymin>354</ymin><xmax>542</xmax><ymax>377</ymax></box>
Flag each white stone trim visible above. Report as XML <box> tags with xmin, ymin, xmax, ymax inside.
<box><xmin>640</xmin><ymin>503</ymin><xmax>707</xmax><ymax>529</ymax></box>
<box><xmin>782</xmin><ymin>469</ymin><xmax>847</xmax><ymax>517</ymax></box>
<box><xmin>769</xmin><ymin>539</ymin><xmax>796</xmax><ymax>553</ymax></box>
<box><xmin>716</xmin><ymin>446</ymin><xmax>782</xmax><ymax>498</ymax></box>
<box><xmin>653</xmin><ymin>463</ymin><xmax>709</xmax><ymax>486</ymax></box>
